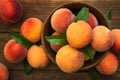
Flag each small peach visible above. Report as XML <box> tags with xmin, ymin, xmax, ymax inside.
<box><xmin>111</xmin><ymin>29</ymin><xmax>120</xmax><ymax>55</ymax></box>
<box><xmin>0</xmin><ymin>63</ymin><xmax>9</xmax><ymax>80</ymax></box>
<box><xmin>56</xmin><ymin>45</ymin><xmax>84</xmax><ymax>73</ymax></box>
<box><xmin>95</xmin><ymin>51</ymin><xmax>118</xmax><ymax>75</ymax></box>
<box><xmin>4</xmin><ymin>39</ymin><xmax>27</xmax><ymax>63</ymax></box>
<box><xmin>91</xmin><ymin>26</ymin><xmax>114</xmax><ymax>52</ymax></box>
<box><xmin>51</xmin><ymin>8</ymin><xmax>74</xmax><ymax>33</ymax></box>
<box><xmin>67</xmin><ymin>20</ymin><xmax>92</xmax><ymax>48</ymax></box>
<box><xmin>20</xmin><ymin>18</ymin><xmax>43</xmax><ymax>43</ymax></box>
<box><xmin>27</xmin><ymin>45</ymin><xmax>49</xmax><ymax>68</ymax></box>
<box><xmin>50</xmin><ymin>32</ymin><xmax>62</xmax><ymax>52</ymax></box>
<box><xmin>88</xmin><ymin>13</ymin><xmax>98</xmax><ymax>29</ymax></box>
<box><xmin>0</xmin><ymin>0</ymin><xmax>23</xmax><ymax>24</ymax></box>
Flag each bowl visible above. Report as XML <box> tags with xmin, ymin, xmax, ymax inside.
<box><xmin>41</xmin><ymin>2</ymin><xmax>109</xmax><ymax>70</ymax></box>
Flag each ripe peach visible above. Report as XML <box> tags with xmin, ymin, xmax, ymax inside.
<box><xmin>50</xmin><ymin>32</ymin><xmax>62</xmax><ymax>52</ymax></box>
<box><xmin>27</xmin><ymin>45</ymin><xmax>49</xmax><ymax>68</ymax></box>
<box><xmin>95</xmin><ymin>51</ymin><xmax>118</xmax><ymax>75</ymax></box>
<box><xmin>0</xmin><ymin>0</ymin><xmax>23</xmax><ymax>24</ymax></box>
<box><xmin>20</xmin><ymin>18</ymin><xmax>43</xmax><ymax>43</ymax></box>
<box><xmin>4</xmin><ymin>39</ymin><xmax>27</xmax><ymax>63</ymax></box>
<box><xmin>56</xmin><ymin>45</ymin><xmax>84</xmax><ymax>73</ymax></box>
<box><xmin>111</xmin><ymin>29</ymin><xmax>120</xmax><ymax>54</ymax></box>
<box><xmin>91</xmin><ymin>26</ymin><xmax>114</xmax><ymax>52</ymax></box>
<box><xmin>0</xmin><ymin>63</ymin><xmax>9</xmax><ymax>80</ymax></box>
<box><xmin>51</xmin><ymin>8</ymin><xmax>74</xmax><ymax>33</ymax></box>
<box><xmin>88</xmin><ymin>13</ymin><xmax>98</xmax><ymax>29</ymax></box>
<box><xmin>67</xmin><ymin>20</ymin><xmax>92</xmax><ymax>48</ymax></box>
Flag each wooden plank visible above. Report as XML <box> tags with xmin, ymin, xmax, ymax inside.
<box><xmin>9</xmin><ymin>70</ymin><xmax>120</xmax><ymax>80</ymax></box>
<box><xmin>0</xmin><ymin>1</ymin><xmax>119</xmax><ymax>32</ymax></box>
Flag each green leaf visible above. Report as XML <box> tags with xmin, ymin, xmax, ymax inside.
<box><xmin>23</xmin><ymin>59</ymin><xmax>32</xmax><ymax>74</ymax></box>
<box><xmin>87</xmin><ymin>67</ymin><xmax>100</xmax><ymax>80</ymax></box>
<box><xmin>74</xmin><ymin>7</ymin><xmax>89</xmax><ymax>22</ymax></box>
<box><xmin>10</xmin><ymin>32</ymin><xmax>33</xmax><ymax>48</ymax></box>
<box><xmin>105</xmin><ymin>7</ymin><xmax>112</xmax><ymax>23</ymax></box>
<box><xmin>45</xmin><ymin>33</ymin><xmax>68</xmax><ymax>46</ymax></box>
<box><xmin>82</xmin><ymin>45</ymin><xmax>94</xmax><ymax>61</ymax></box>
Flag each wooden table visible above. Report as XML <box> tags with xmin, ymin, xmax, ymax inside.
<box><xmin>0</xmin><ymin>0</ymin><xmax>120</xmax><ymax>80</ymax></box>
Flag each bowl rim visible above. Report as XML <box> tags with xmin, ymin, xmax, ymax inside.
<box><xmin>41</xmin><ymin>2</ymin><xmax>110</xmax><ymax>70</ymax></box>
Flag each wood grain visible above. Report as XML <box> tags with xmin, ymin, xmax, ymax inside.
<box><xmin>0</xmin><ymin>0</ymin><xmax>120</xmax><ymax>80</ymax></box>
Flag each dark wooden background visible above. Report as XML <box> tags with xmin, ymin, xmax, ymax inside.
<box><xmin>0</xmin><ymin>0</ymin><xmax>120</xmax><ymax>80</ymax></box>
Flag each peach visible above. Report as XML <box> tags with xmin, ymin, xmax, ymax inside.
<box><xmin>4</xmin><ymin>39</ymin><xmax>27</xmax><ymax>63</ymax></box>
<box><xmin>20</xmin><ymin>18</ymin><xmax>43</xmax><ymax>43</ymax></box>
<box><xmin>111</xmin><ymin>29</ymin><xmax>120</xmax><ymax>54</ymax></box>
<box><xmin>56</xmin><ymin>45</ymin><xmax>84</xmax><ymax>73</ymax></box>
<box><xmin>0</xmin><ymin>0</ymin><xmax>23</xmax><ymax>24</ymax></box>
<box><xmin>51</xmin><ymin>8</ymin><xmax>74</xmax><ymax>33</ymax></box>
<box><xmin>27</xmin><ymin>45</ymin><xmax>49</xmax><ymax>68</ymax></box>
<box><xmin>50</xmin><ymin>32</ymin><xmax>62</xmax><ymax>52</ymax></box>
<box><xmin>88</xmin><ymin>13</ymin><xmax>98</xmax><ymax>29</ymax></box>
<box><xmin>95</xmin><ymin>51</ymin><xmax>118</xmax><ymax>75</ymax></box>
<box><xmin>67</xmin><ymin>20</ymin><xmax>92</xmax><ymax>48</ymax></box>
<box><xmin>91</xmin><ymin>26</ymin><xmax>114</xmax><ymax>52</ymax></box>
<box><xmin>0</xmin><ymin>63</ymin><xmax>9</xmax><ymax>80</ymax></box>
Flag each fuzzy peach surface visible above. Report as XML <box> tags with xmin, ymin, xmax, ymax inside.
<box><xmin>96</xmin><ymin>51</ymin><xmax>118</xmax><ymax>75</ymax></box>
<box><xmin>20</xmin><ymin>18</ymin><xmax>43</xmax><ymax>43</ymax></box>
<box><xmin>4</xmin><ymin>39</ymin><xmax>27</xmax><ymax>63</ymax></box>
<box><xmin>56</xmin><ymin>45</ymin><xmax>84</xmax><ymax>73</ymax></box>
<box><xmin>67</xmin><ymin>20</ymin><xmax>92</xmax><ymax>48</ymax></box>
<box><xmin>91</xmin><ymin>26</ymin><xmax>114</xmax><ymax>52</ymax></box>
<box><xmin>0</xmin><ymin>63</ymin><xmax>9</xmax><ymax>80</ymax></box>
<box><xmin>27</xmin><ymin>45</ymin><xmax>49</xmax><ymax>68</ymax></box>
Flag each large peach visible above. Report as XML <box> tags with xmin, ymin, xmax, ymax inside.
<box><xmin>0</xmin><ymin>63</ymin><xmax>9</xmax><ymax>80</ymax></box>
<box><xmin>91</xmin><ymin>26</ymin><xmax>114</xmax><ymax>52</ymax></box>
<box><xmin>4</xmin><ymin>39</ymin><xmax>27</xmax><ymax>63</ymax></box>
<box><xmin>67</xmin><ymin>20</ymin><xmax>92</xmax><ymax>48</ymax></box>
<box><xmin>88</xmin><ymin>12</ymin><xmax>98</xmax><ymax>29</ymax></box>
<box><xmin>50</xmin><ymin>32</ymin><xmax>62</xmax><ymax>52</ymax></box>
<box><xmin>95</xmin><ymin>51</ymin><xmax>118</xmax><ymax>75</ymax></box>
<box><xmin>20</xmin><ymin>18</ymin><xmax>43</xmax><ymax>43</ymax></box>
<box><xmin>111</xmin><ymin>29</ymin><xmax>120</xmax><ymax>55</ymax></box>
<box><xmin>0</xmin><ymin>0</ymin><xmax>23</xmax><ymax>24</ymax></box>
<box><xmin>51</xmin><ymin>8</ymin><xmax>74</xmax><ymax>33</ymax></box>
<box><xmin>27</xmin><ymin>45</ymin><xmax>49</xmax><ymax>68</ymax></box>
<box><xmin>56</xmin><ymin>45</ymin><xmax>84</xmax><ymax>73</ymax></box>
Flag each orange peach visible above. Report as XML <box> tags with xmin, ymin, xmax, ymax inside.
<box><xmin>0</xmin><ymin>0</ymin><xmax>23</xmax><ymax>24</ymax></box>
<box><xmin>50</xmin><ymin>32</ymin><xmax>62</xmax><ymax>52</ymax></box>
<box><xmin>88</xmin><ymin>13</ymin><xmax>98</xmax><ymax>29</ymax></box>
<box><xmin>0</xmin><ymin>63</ymin><xmax>9</xmax><ymax>80</ymax></box>
<box><xmin>95</xmin><ymin>51</ymin><xmax>118</xmax><ymax>75</ymax></box>
<box><xmin>91</xmin><ymin>26</ymin><xmax>114</xmax><ymax>52</ymax></box>
<box><xmin>56</xmin><ymin>45</ymin><xmax>84</xmax><ymax>73</ymax></box>
<box><xmin>111</xmin><ymin>29</ymin><xmax>120</xmax><ymax>54</ymax></box>
<box><xmin>20</xmin><ymin>18</ymin><xmax>43</xmax><ymax>43</ymax></box>
<box><xmin>27</xmin><ymin>45</ymin><xmax>49</xmax><ymax>68</ymax></box>
<box><xmin>4</xmin><ymin>39</ymin><xmax>27</xmax><ymax>63</ymax></box>
<box><xmin>67</xmin><ymin>20</ymin><xmax>92</xmax><ymax>48</ymax></box>
<box><xmin>51</xmin><ymin>8</ymin><xmax>74</xmax><ymax>33</ymax></box>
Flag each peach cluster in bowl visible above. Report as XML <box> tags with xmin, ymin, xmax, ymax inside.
<box><xmin>42</xmin><ymin>2</ymin><xmax>118</xmax><ymax>74</ymax></box>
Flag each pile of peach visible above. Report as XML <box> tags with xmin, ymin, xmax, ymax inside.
<box><xmin>50</xmin><ymin>8</ymin><xmax>119</xmax><ymax>74</ymax></box>
<box><xmin>0</xmin><ymin>0</ymin><xmax>50</xmax><ymax>79</ymax></box>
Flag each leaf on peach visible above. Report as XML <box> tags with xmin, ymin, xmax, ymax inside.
<box><xmin>10</xmin><ymin>32</ymin><xmax>33</xmax><ymax>48</ymax></box>
<box><xmin>74</xmin><ymin>7</ymin><xmax>89</xmax><ymax>22</ymax></box>
<box><xmin>105</xmin><ymin>7</ymin><xmax>112</xmax><ymax>23</ymax></box>
<box><xmin>45</xmin><ymin>33</ymin><xmax>68</xmax><ymax>46</ymax></box>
